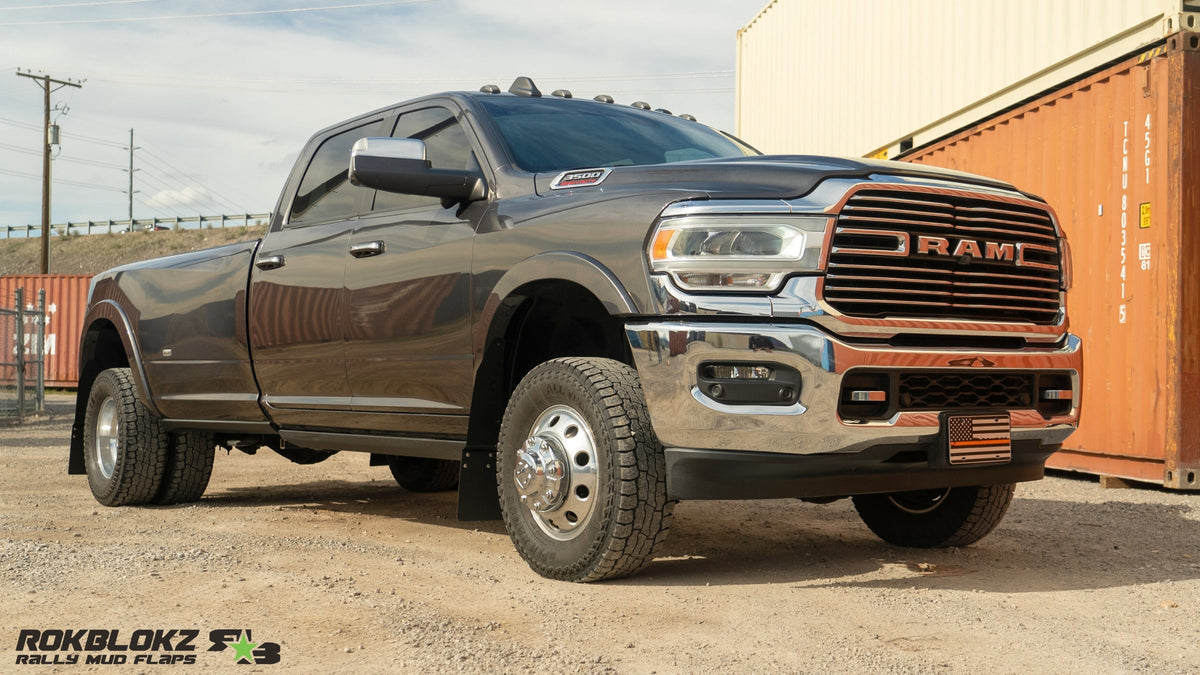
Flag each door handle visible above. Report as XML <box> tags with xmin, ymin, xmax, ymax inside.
<box><xmin>255</xmin><ymin>254</ymin><xmax>285</xmax><ymax>271</ymax></box>
<box><xmin>349</xmin><ymin>241</ymin><xmax>385</xmax><ymax>258</ymax></box>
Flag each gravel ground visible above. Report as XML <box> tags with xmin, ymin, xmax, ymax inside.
<box><xmin>2</xmin><ymin>395</ymin><xmax>1199</xmax><ymax>673</ymax></box>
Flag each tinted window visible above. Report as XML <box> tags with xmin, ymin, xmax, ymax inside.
<box><xmin>289</xmin><ymin>120</ymin><xmax>380</xmax><ymax>225</ymax></box>
<box><xmin>373</xmin><ymin>107</ymin><xmax>480</xmax><ymax>213</ymax></box>
<box><xmin>477</xmin><ymin>96</ymin><xmax>757</xmax><ymax>173</ymax></box>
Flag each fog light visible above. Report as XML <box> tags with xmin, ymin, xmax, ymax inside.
<box><xmin>705</xmin><ymin>364</ymin><xmax>773</xmax><ymax>380</ymax></box>
<box><xmin>697</xmin><ymin>362</ymin><xmax>801</xmax><ymax>407</ymax></box>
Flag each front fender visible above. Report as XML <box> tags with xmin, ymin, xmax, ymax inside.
<box><xmin>474</xmin><ymin>251</ymin><xmax>638</xmax><ymax>353</ymax></box>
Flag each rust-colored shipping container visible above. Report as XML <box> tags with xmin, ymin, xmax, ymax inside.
<box><xmin>0</xmin><ymin>275</ymin><xmax>93</xmax><ymax>388</ymax></box>
<box><xmin>901</xmin><ymin>33</ymin><xmax>1200</xmax><ymax>489</ymax></box>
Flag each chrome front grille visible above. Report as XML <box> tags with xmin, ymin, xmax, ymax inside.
<box><xmin>824</xmin><ymin>188</ymin><xmax>1063</xmax><ymax>324</ymax></box>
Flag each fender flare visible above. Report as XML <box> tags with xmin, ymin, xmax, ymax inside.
<box><xmin>79</xmin><ymin>299</ymin><xmax>160</xmax><ymax>418</ymax></box>
<box><xmin>474</xmin><ymin>251</ymin><xmax>638</xmax><ymax>352</ymax></box>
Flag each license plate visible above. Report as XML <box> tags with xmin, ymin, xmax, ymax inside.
<box><xmin>946</xmin><ymin>414</ymin><xmax>1011</xmax><ymax>465</ymax></box>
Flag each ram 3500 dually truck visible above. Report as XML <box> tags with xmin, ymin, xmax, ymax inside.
<box><xmin>70</xmin><ymin>77</ymin><xmax>1081</xmax><ymax>582</ymax></box>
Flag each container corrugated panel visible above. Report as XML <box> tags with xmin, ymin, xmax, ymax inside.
<box><xmin>736</xmin><ymin>0</ymin><xmax>1199</xmax><ymax>158</ymax></box>
<box><xmin>900</xmin><ymin>34</ymin><xmax>1200</xmax><ymax>489</ymax></box>
<box><xmin>0</xmin><ymin>275</ymin><xmax>93</xmax><ymax>388</ymax></box>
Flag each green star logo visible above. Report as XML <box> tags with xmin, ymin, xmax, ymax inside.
<box><xmin>230</xmin><ymin>633</ymin><xmax>259</xmax><ymax>664</ymax></box>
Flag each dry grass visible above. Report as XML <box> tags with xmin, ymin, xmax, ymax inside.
<box><xmin>0</xmin><ymin>225</ymin><xmax>267</xmax><ymax>276</ymax></box>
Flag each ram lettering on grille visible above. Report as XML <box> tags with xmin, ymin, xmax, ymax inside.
<box><xmin>825</xmin><ymin>189</ymin><xmax>1063</xmax><ymax>324</ymax></box>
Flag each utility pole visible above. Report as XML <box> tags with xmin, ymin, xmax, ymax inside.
<box><xmin>124</xmin><ymin>128</ymin><xmax>140</xmax><ymax>224</ymax></box>
<box><xmin>16</xmin><ymin>69</ymin><xmax>83</xmax><ymax>274</ymax></box>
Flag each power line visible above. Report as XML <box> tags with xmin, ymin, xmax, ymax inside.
<box><xmin>58</xmin><ymin>130</ymin><xmax>126</xmax><ymax>148</ymax></box>
<box><xmin>139</xmin><ymin>147</ymin><xmax>249</xmax><ymax>212</ymax></box>
<box><xmin>2</xmin><ymin>0</ymin><xmax>164</xmax><ymax>10</ymax></box>
<box><xmin>135</xmin><ymin>173</ymin><xmax>229</xmax><ymax>214</ymax></box>
<box><xmin>132</xmin><ymin>194</ymin><xmax>173</xmax><ymax>219</ymax></box>
<box><xmin>0</xmin><ymin>0</ymin><xmax>438</xmax><ymax>26</ymax></box>
<box><xmin>0</xmin><ymin>167</ymin><xmax>124</xmax><ymax>193</ymax></box>
<box><xmin>135</xmin><ymin>163</ymin><xmax>234</xmax><ymax>213</ymax></box>
<box><xmin>0</xmin><ymin>116</ymin><xmax>42</xmax><ymax>131</ymax></box>
<box><xmin>90</xmin><ymin>69</ymin><xmax>735</xmax><ymax>87</ymax></box>
<box><xmin>0</xmin><ymin>142</ymin><xmax>127</xmax><ymax>170</ymax></box>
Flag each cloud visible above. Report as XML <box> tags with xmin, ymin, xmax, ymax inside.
<box><xmin>142</xmin><ymin>186</ymin><xmax>216</xmax><ymax>211</ymax></box>
<box><xmin>0</xmin><ymin>0</ymin><xmax>766</xmax><ymax>228</ymax></box>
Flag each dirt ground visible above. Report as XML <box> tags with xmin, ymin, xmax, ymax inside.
<box><xmin>2</xmin><ymin>396</ymin><xmax>1198</xmax><ymax>674</ymax></box>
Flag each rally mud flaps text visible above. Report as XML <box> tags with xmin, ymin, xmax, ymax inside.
<box><xmin>14</xmin><ymin>629</ymin><xmax>280</xmax><ymax>666</ymax></box>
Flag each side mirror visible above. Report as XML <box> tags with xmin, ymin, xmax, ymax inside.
<box><xmin>349</xmin><ymin>137</ymin><xmax>487</xmax><ymax>203</ymax></box>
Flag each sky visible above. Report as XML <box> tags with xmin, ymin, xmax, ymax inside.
<box><xmin>0</xmin><ymin>0</ymin><xmax>768</xmax><ymax>231</ymax></box>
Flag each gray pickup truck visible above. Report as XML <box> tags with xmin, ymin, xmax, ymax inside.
<box><xmin>70</xmin><ymin>77</ymin><xmax>1081</xmax><ymax>582</ymax></box>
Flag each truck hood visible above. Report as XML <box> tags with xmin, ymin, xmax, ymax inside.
<box><xmin>533</xmin><ymin>154</ymin><xmax>1023</xmax><ymax>200</ymax></box>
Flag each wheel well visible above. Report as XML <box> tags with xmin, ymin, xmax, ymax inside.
<box><xmin>77</xmin><ymin>320</ymin><xmax>129</xmax><ymax>399</ymax></box>
<box><xmin>69</xmin><ymin>320</ymin><xmax>130</xmax><ymax>474</ymax></box>
<box><xmin>466</xmin><ymin>280</ymin><xmax>632</xmax><ymax>449</ymax></box>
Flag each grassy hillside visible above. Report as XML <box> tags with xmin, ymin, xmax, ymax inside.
<box><xmin>0</xmin><ymin>225</ymin><xmax>268</xmax><ymax>277</ymax></box>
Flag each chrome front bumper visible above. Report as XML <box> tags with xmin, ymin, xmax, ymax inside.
<box><xmin>625</xmin><ymin>321</ymin><xmax>1081</xmax><ymax>457</ymax></box>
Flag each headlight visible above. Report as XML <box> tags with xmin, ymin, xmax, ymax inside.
<box><xmin>647</xmin><ymin>215</ymin><xmax>831</xmax><ymax>292</ymax></box>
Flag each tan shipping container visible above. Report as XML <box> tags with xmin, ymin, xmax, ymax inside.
<box><xmin>0</xmin><ymin>275</ymin><xmax>93</xmax><ymax>388</ymax></box>
<box><xmin>900</xmin><ymin>33</ymin><xmax>1200</xmax><ymax>489</ymax></box>
<box><xmin>737</xmin><ymin>0</ymin><xmax>1199</xmax><ymax>158</ymax></box>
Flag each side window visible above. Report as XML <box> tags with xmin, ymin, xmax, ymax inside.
<box><xmin>289</xmin><ymin>120</ymin><xmax>380</xmax><ymax>226</ymax></box>
<box><xmin>373</xmin><ymin>107</ymin><xmax>479</xmax><ymax>213</ymax></box>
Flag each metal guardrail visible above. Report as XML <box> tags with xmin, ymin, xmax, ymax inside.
<box><xmin>2</xmin><ymin>213</ymin><xmax>270</xmax><ymax>239</ymax></box>
<box><xmin>0</xmin><ymin>288</ymin><xmax>47</xmax><ymax>425</ymax></box>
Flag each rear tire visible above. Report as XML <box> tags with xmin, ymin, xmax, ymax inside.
<box><xmin>154</xmin><ymin>430</ymin><xmax>215</xmax><ymax>505</ymax></box>
<box><xmin>852</xmin><ymin>483</ymin><xmax>1016</xmax><ymax>548</ymax></box>
<box><xmin>83</xmin><ymin>368</ymin><xmax>168</xmax><ymax>506</ymax></box>
<box><xmin>388</xmin><ymin>457</ymin><xmax>460</xmax><ymax>492</ymax></box>
<box><xmin>497</xmin><ymin>357</ymin><xmax>673</xmax><ymax>582</ymax></box>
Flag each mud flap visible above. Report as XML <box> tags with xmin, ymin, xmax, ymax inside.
<box><xmin>457</xmin><ymin>445</ymin><xmax>502</xmax><ymax>520</ymax></box>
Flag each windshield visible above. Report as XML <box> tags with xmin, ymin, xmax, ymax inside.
<box><xmin>477</xmin><ymin>96</ymin><xmax>759</xmax><ymax>173</ymax></box>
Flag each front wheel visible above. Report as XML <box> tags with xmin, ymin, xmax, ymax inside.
<box><xmin>852</xmin><ymin>483</ymin><xmax>1016</xmax><ymax>548</ymax></box>
<box><xmin>83</xmin><ymin>368</ymin><xmax>169</xmax><ymax>506</ymax></box>
<box><xmin>497</xmin><ymin>357</ymin><xmax>673</xmax><ymax>582</ymax></box>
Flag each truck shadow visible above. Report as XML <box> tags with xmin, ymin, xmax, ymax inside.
<box><xmin>198</xmin><ymin>476</ymin><xmax>1200</xmax><ymax>593</ymax></box>
<box><xmin>203</xmin><ymin>479</ymin><xmax>508</xmax><ymax>535</ymax></box>
<box><xmin>623</xmin><ymin>494</ymin><xmax>1200</xmax><ymax>593</ymax></box>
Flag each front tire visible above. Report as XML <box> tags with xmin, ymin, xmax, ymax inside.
<box><xmin>497</xmin><ymin>357</ymin><xmax>673</xmax><ymax>582</ymax></box>
<box><xmin>83</xmin><ymin>368</ymin><xmax>168</xmax><ymax>506</ymax></box>
<box><xmin>852</xmin><ymin>483</ymin><xmax>1016</xmax><ymax>548</ymax></box>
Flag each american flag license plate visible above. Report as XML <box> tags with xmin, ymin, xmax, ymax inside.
<box><xmin>946</xmin><ymin>414</ymin><xmax>1011</xmax><ymax>465</ymax></box>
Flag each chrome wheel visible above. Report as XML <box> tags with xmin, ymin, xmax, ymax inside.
<box><xmin>82</xmin><ymin>368</ymin><xmax>169</xmax><ymax>506</ymax></box>
<box><xmin>887</xmin><ymin>488</ymin><xmax>952</xmax><ymax>515</ymax></box>
<box><xmin>514</xmin><ymin>405</ymin><xmax>599</xmax><ymax>541</ymax></box>
<box><xmin>854</xmin><ymin>484</ymin><xmax>1016</xmax><ymax>548</ymax></box>
<box><xmin>93</xmin><ymin>395</ymin><xmax>119</xmax><ymax>480</ymax></box>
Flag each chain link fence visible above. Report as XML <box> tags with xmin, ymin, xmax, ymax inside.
<box><xmin>1</xmin><ymin>288</ymin><xmax>47</xmax><ymax>425</ymax></box>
